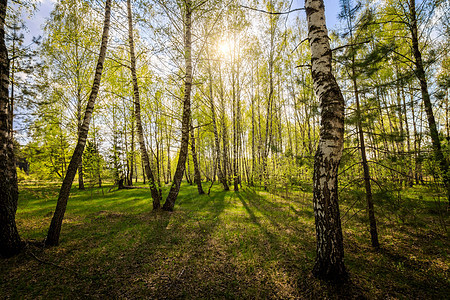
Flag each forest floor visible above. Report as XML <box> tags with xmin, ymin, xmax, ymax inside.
<box><xmin>1</xmin><ymin>181</ymin><xmax>449</xmax><ymax>299</ymax></box>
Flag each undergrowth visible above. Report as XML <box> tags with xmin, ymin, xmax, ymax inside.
<box><xmin>0</xmin><ymin>181</ymin><xmax>448</xmax><ymax>299</ymax></box>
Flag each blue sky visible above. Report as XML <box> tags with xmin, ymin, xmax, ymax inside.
<box><xmin>14</xmin><ymin>0</ymin><xmax>342</xmax><ymax>141</ymax></box>
<box><xmin>324</xmin><ymin>0</ymin><xmax>341</xmax><ymax>29</ymax></box>
<box><xmin>24</xmin><ymin>0</ymin><xmax>342</xmax><ymax>42</ymax></box>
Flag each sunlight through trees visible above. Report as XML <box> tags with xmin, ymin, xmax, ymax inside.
<box><xmin>1</xmin><ymin>0</ymin><xmax>449</xmax><ymax>290</ymax></box>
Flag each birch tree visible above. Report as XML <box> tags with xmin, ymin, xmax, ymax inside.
<box><xmin>305</xmin><ymin>0</ymin><xmax>348</xmax><ymax>282</ymax></box>
<box><xmin>0</xmin><ymin>0</ymin><xmax>22</xmax><ymax>257</ymax></box>
<box><xmin>163</xmin><ymin>0</ymin><xmax>193</xmax><ymax>211</ymax></box>
<box><xmin>127</xmin><ymin>0</ymin><xmax>162</xmax><ymax>209</ymax></box>
<box><xmin>46</xmin><ymin>0</ymin><xmax>111</xmax><ymax>246</ymax></box>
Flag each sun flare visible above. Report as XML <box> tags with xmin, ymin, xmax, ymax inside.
<box><xmin>218</xmin><ymin>39</ymin><xmax>234</xmax><ymax>56</ymax></box>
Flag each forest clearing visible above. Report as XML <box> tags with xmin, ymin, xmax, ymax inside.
<box><xmin>1</xmin><ymin>182</ymin><xmax>449</xmax><ymax>298</ymax></box>
<box><xmin>0</xmin><ymin>0</ymin><xmax>449</xmax><ymax>298</ymax></box>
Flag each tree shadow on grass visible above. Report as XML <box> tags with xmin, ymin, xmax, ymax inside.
<box><xmin>236</xmin><ymin>188</ymin><xmax>371</xmax><ymax>299</ymax></box>
<box><xmin>121</xmin><ymin>187</ymin><xmax>229</xmax><ymax>299</ymax></box>
<box><xmin>374</xmin><ymin>246</ymin><xmax>448</xmax><ymax>298</ymax></box>
<box><xmin>235</xmin><ymin>192</ymin><xmax>278</xmax><ymax>243</ymax></box>
<box><xmin>232</xmin><ymin>191</ymin><xmax>317</xmax><ymax>298</ymax></box>
<box><xmin>7</xmin><ymin>183</ymin><xmax>448</xmax><ymax>299</ymax></box>
<box><xmin>241</xmin><ymin>187</ymin><xmax>314</xmax><ymax>238</ymax></box>
<box><xmin>290</xmin><ymin>204</ymin><xmax>314</xmax><ymax>219</ymax></box>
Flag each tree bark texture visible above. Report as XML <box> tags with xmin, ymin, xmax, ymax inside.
<box><xmin>0</xmin><ymin>0</ymin><xmax>22</xmax><ymax>257</ymax></box>
<box><xmin>45</xmin><ymin>0</ymin><xmax>111</xmax><ymax>246</ymax></box>
<box><xmin>163</xmin><ymin>0</ymin><xmax>192</xmax><ymax>211</ymax></box>
<box><xmin>127</xmin><ymin>0</ymin><xmax>161</xmax><ymax>209</ymax></box>
<box><xmin>9</xmin><ymin>27</ymin><xmax>13</xmax><ymax>137</ymax></box>
<box><xmin>305</xmin><ymin>0</ymin><xmax>348</xmax><ymax>282</ymax></box>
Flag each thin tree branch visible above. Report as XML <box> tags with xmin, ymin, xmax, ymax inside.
<box><xmin>331</xmin><ymin>40</ymin><xmax>370</xmax><ymax>52</ymax></box>
<box><xmin>295</xmin><ymin>64</ymin><xmax>311</xmax><ymax>69</ymax></box>
<box><xmin>240</xmin><ymin>5</ymin><xmax>304</xmax><ymax>15</ymax></box>
<box><xmin>390</xmin><ymin>48</ymin><xmax>416</xmax><ymax>66</ymax></box>
<box><xmin>367</xmin><ymin>161</ymin><xmax>415</xmax><ymax>179</ymax></box>
<box><xmin>192</xmin><ymin>0</ymin><xmax>208</xmax><ymax>11</ymax></box>
<box><xmin>338</xmin><ymin>162</ymin><xmax>361</xmax><ymax>176</ymax></box>
<box><xmin>291</xmin><ymin>38</ymin><xmax>308</xmax><ymax>53</ymax></box>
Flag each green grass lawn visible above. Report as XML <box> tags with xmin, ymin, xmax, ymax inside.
<box><xmin>1</xmin><ymin>181</ymin><xmax>449</xmax><ymax>299</ymax></box>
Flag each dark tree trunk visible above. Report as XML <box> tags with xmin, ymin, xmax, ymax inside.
<box><xmin>186</xmin><ymin>157</ymin><xmax>192</xmax><ymax>185</ymax></box>
<box><xmin>118</xmin><ymin>178</ymin><xmax>124</xmax><ymax>189</ymax></box>
<box><xmin>353</xmin><ymin>77</ymin><xmax>379</xmax><ymax>249</ymax></box>
<box><xmin>78</xmin><ymin>161</ymin><xmax>84</xmax><ymax>190</ymax></box>
<box><xmin>0</xmin><ymin>0</ymin><xmax>22</xmax><ymax>257</ymax></box>
<box><xmin>344</xmin><ymin>7</ymin><xmax>380</xmax><ymax>248</ymax></box>
<box><xmin>409</xmin><ymin>0</ymin><xmax>449</xmax><ymax>203</ymax></box>
<box><xmin>306</xmin><ymin>0</ymin><xmax>348</xmax><ymax>282</ymax></box>
<box><xmin>142</xmin><ymin>160</ymin><xmax>146</xmax><ymax>184</ymax></box>
<box><xmin>410</xmin><ymin>85</ymin><xmax>420</xmax><ymax>184</ymax></box>
<box><xmin>163</xmin><ymin>0</ymin><xmax>192</xmax><ymax>211</ymax></box>
<box><xmin>127</xmin><ymin>0</ymin><xmax>161</xmax><ymax>209</ymax></box>
<box><xmin>45</xmin><ymin>0</ymin><xmax>111</xmax><ymax>246</ymax></box>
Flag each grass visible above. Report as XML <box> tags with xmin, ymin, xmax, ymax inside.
<box><xmin>1</xmin><ymin>181</ymin><xmax>449</xmax><ymax>299</ymax></box>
